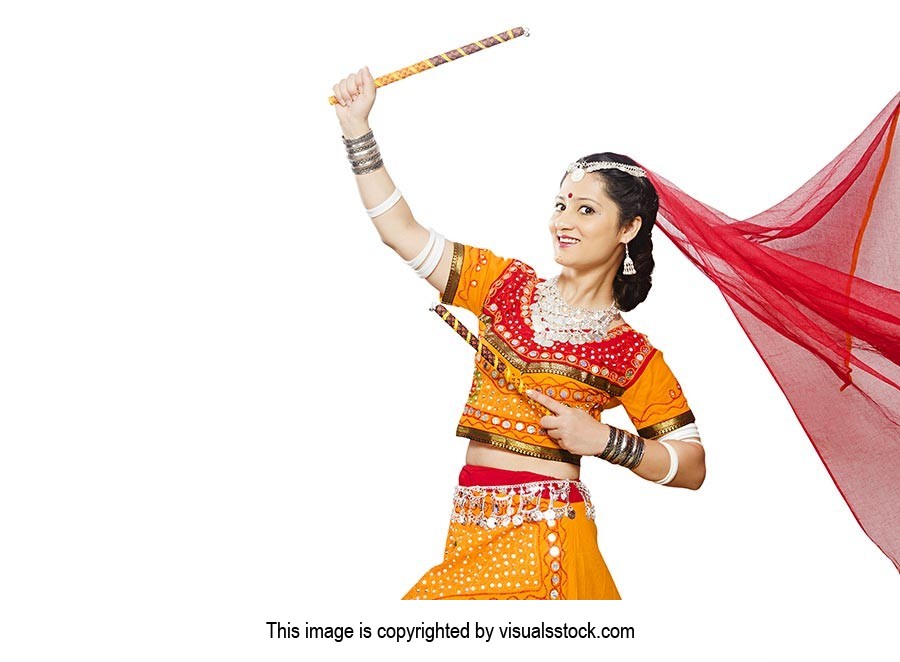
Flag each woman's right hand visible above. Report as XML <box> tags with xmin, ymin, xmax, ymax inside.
<box><xmin>332</xmin><ymin>66</ymin><xmax>376</xmax><ymax>130</ymax></box>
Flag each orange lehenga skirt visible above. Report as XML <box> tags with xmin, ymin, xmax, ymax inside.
<box><xmin>403</xmin><ymin>465</ymin><xmax>620</xmax><ymax>600</ymax></box>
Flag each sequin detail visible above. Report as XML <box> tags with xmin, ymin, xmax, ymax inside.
<box><xmin>405</xmin><ymin>478</ymin><xmax>600</xmax><ymax>600</ymax></box>
<box><xmin>451</xmin><ymin>480</ymin><xmax>595</xmax><ymax>529</ymax></box>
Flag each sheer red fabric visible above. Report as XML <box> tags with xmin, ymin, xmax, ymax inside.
<box><xmin>636</xmin><ymin>92</ymin><xmax>900</xmax><ymax>570</ymax></box>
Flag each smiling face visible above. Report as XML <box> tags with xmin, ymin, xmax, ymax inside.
<box><xmin>550</xmin><ymin>172</ymin><xmax>641</xmax><ymax>270</ymax></box>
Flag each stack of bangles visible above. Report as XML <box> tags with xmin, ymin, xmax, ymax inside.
<box><xmin>597</xmin><ymin>426</ymin><xmax>680</xmax><ymax>485</ymax></box>
<box><xmin>343</xmin><ymin>127</ymin><xmax>444</xmax><ymax>278</ymax></box>
<box><xmin>343</xmin><ymin>128</ymin><xmax>384</xmax><ymax>175</ymax></box>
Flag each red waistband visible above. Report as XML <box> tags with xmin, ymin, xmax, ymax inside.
<box><xmin>458</xmin><ymin>464</ymin><xmax>584</xmax><ymax>503</ymax></box>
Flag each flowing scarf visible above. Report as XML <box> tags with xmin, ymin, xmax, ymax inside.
<box><xmin>636</xmin><ymin>91</ymin><xmax>900</xmax><ymax>570</ymax></box>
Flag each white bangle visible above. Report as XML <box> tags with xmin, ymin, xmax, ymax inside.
<box><xmin>414</xmin><ymin>233</ymin><xmax>445</xmax><ymax>278</ymax></box>
<box><xmin>403</xmin><ymin>228</ymin><xmax>445</xmax><ymax>278</ymax></box>
<box><xmin>406</xmin><ymin>228</ymin><xmax>437</xmax><ymax>270</ymax></box>
<box><xmin>655</xmin><ymin>440</ymin><xmax>679</xmax><ymax>485</ymax></box>
<box><xmin>657</xmin><ymin>422</ymin><xmax>702</xmax><ymax>445</ymax></box>
<box><xmin>365</xmin><ymin>187</ymin><xmax>403</xmax><ymax>218</ymax></box>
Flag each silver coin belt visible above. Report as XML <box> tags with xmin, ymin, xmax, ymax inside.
<box><xmin>451</xmin><ymin>480</ymin><xmax>595</xmax><ymax>530</ymax></box>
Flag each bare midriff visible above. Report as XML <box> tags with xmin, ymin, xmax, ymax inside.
<box><xmin>464</xmin><ymin>440</ymin><xmax>581</xmax><ymax>481</ymax></box>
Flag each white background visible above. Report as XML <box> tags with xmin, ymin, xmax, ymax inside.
<box><xmin>1</xmin><ymin>1</ymin><xmax>898</xmax><ymax>660</ymax></box>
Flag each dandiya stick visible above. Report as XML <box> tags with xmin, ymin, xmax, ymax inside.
<box><xmin>431</xmin><ymin>303</ymin><xmax>552</xmax><ymax>415</ymax></box>
<box><xmin>432</xmin><ymin>303</ymin><xmax>492</xmax><ymax>359</ymax></box>
<box><xmin>327</xmin><ymin>26</ymin><xmax>529</xmax><ymax>105</ymax></box>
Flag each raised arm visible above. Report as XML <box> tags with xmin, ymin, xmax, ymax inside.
<box><xmin>332</xmin><ymin>66</ymin><xmax>451</xmax><ymax>294</ymax></box>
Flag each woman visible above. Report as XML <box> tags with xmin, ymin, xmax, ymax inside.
<box><xmin>332</xmin><ymin>66</ymin><xmax>705</xmax><ymax>600</ymax></box>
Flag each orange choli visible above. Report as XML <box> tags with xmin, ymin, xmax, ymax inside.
<box><xmin>440</xmin><ymin>242</ymin><xmax>695</xmax><ymax>466</ymax></box>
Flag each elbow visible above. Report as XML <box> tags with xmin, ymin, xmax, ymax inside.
<box><xmin>683</xmin><ymin>445</ymin><xmax>706</xmax><ymax>490</ymax></box>
<box><xmin>379</xmin><ymin>218</ymin><xmax>416</xmax><ymax>251</ymax></box>
<box><xmin>687</xmin><ymin>466</ymin><xmax>706</xmax><ymax>490</ymax></box>
<box><xmin>378</xmin><ymin>225</ymin><xmax>399</xmax><ymax>249</ymax></box>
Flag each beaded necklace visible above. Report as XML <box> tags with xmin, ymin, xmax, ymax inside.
<box><xmin>530</xmin><ymin>276</ymin><xmax>620</xmax><ymax>347</ymax></box>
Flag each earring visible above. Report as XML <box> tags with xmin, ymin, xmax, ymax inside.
<box><xmin>622</xmin><ymin>243</ymin><xmax>636</xmax><ymax>275</ymax></box>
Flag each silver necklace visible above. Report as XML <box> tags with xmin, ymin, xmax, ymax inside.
<box><xmin>529</xmin><ymin>276</ymin><xmax>621</xmax><ymax>347</ymax></box>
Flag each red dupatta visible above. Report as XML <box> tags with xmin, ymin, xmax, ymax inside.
<box><xmin>637</xmin><ymin>91</ymin><xmax>900</xmax><ymax>570</ymax></box>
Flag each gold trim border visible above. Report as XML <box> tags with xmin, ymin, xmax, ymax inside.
<box><xmin>458</xmin><ymin>425</ymin><xmax>582</xmax><ymax>465</ymax></box>
<box><xmin>481</xmin><ymin>325</ymin><xmax>626</xmax><ymax>397</ymax></box>
<box><xmin>440</xmin><ymin>240</ymin><xmax>464</xmax><ymax>305</ymax></box>
<box><xmin>638</xmin><ymin>410</ymin><xmax>696</xmax><ymax>439</ymax></box>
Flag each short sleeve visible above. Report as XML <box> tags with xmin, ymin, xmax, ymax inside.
<box><xmin>440</xmin><ymin>242</ymin><xmax>514</xmax><ymax>316</ymax></box>
<box><xmin>618</xmin><ymin>349</ymin><xmax>695</xmax><ymax>439</ymax></box>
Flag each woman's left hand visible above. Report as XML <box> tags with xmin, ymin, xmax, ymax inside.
<box><xmin>525</xmin><ymin>389</ymin><xmax>608</xmax><ymax>456</ymax></box>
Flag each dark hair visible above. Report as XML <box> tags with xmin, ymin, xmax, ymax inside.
<box><xmin>558</xmin><ymin>152</ymin><xmax>658</xmax><ymax>311</ymax></box>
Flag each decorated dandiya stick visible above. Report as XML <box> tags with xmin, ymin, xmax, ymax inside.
<box><xmin>432</xmin><ymin>303</ymin><xmax>492</xmax><ymax>359</ymax></box>
<box><xmin>431</xmin><ymin>303</ymin><xmax>552</xmax><ymax>415</ymax></box>
<box><xmin>327</xmin><ymin>26</ymin><xmax>529</xmax><ymax>105</ymax></box>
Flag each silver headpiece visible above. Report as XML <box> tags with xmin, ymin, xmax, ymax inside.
<box><xmin>566</xmin><ymin>160</ymin><xmax>647</xmax><ymax>181</ymax></box>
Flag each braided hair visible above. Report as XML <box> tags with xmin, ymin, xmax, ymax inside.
<box><xmin>559</xmin><ymin>152</ymin><xmax>659</xmax><ymax>311</ymax></box>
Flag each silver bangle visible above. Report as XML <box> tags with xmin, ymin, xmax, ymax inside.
<box><xmin>347</xmin><ymin>144</ymin><xmax>380</xmax><ymax>162</ymax></box>
<box><xmin>344</xmin><ymin>128</ymin><xmax>384</xmax><ymax>174</ymax></box>
<box><xmin>607</xmin><ymin>428</ymin><xmax>629</xmax><ymax>465</ymax></box>
<box><xmin>350</xmin><ymin>151</ymin><xmax>382</xmax><ymax>168</ymax></box>
<box><xmin>622</xmin><ymin>434</ymin><xmax>645</xmax><ymax>468</ymax></box>
<box><xmin>346</xmin><ymin>140</ymin><xmax>378</xmax><ymax>156</ymax></box>
<box><xmin>630</xmin><ymin>441</ymin><xmax>646</xmax><ymax>468</ymax></box>
<box><xmin>342</xmin><ymin>129</ymin><xmax>374</xmax><ymax>146</ymax></box>
<box><xmin>352</xmin><ymin>159</ymin><xmax>384</xmax><ymax>175</ymax></box>
<box><xmin>352</xmin><ymin>154</ymin><xmax>383</xmax><ymax>169</ymax></box>
<box><xmin>598</xmin><ymin>425</ymin><xmax>644</xmax><ymax>468</ymax></box>
<box><xmin>598</xmin><ymin>426</ymin><xmax>617</xmax><ymax>461</ymax></box>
